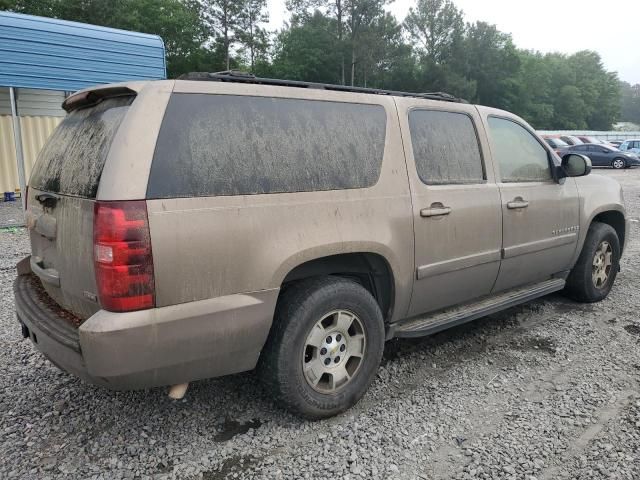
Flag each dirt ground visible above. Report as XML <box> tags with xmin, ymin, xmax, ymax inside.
<box><xmin>0</xmin><ymin>168</ymin><xmax>639</xmax><ymax>480</ymax></box>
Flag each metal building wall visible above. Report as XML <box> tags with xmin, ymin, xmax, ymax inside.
<box><xmin>0</xmin><ymin>88</ymin><xmax>66</xmax><ymax>116</ymax></box>
<box><xmin>0</xmin><ymin>115</ymin><xmax>62</xmax><ymax>193</ymax></box>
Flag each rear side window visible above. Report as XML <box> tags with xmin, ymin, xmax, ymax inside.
<box><xmin>408</xmin><ymin>110</ymin><xmax>484</xmax><ymax>185</ymax></box>
<box><xmin>30</xmin><ymin>96</ymin><xmax>133</xmax><ymax>198</ymax></box>
<box><xmin>147</xmin><ymin>94</ymin><xmax>387</xmax><ymax>198</ymax></box>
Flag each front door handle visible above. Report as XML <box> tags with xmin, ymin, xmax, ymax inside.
<box><xmin>420</xmin><ymin>203</ymin><xmax>452</xmax><ymax>218</ymax></box>
<box><xmin>507</xmin><ymin>198</ymin><xmax>529</xmax><ymax>209</ymax></box>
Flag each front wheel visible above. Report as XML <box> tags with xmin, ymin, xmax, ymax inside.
<box><xmin>259</xmin><ymin>276</ymin><xmax>385</xmax><ymax>419</ymax></box>
<box><xmin>612</xmin><ymin>158</ymin><xmax>626</xmax><ymax>169</ymax></box>
<box><xmin>564</xmin><ymin>222</ymin><xmax>620</xmax><ymax>303</ymax></box>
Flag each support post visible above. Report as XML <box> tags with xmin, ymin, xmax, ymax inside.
<box><xmin>9</xmin><ymin>87</ymin><xmax>27</xmax><ymax>209</ymax></box>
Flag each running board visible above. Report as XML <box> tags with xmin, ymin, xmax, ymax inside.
<box><xmin>390</xmin><ymin>278</ymin><xmax>565</xmax><ymax>339</ymax></box>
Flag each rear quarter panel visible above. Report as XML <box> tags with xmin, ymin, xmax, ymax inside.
<box><xmin>146</xmin><ymin>82</ymin><xmax>415</xmax><ymax>322</ymax></box>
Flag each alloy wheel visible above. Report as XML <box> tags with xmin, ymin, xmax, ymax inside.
<box><xmin>592</xmin><ymin>241</ymin><xmax>613</xmax><ymax>288</ymax></box>
<box><xmin>302</xmin><ymin>309</ymin><xmax>366</xmax><ymax>393</ymax></box>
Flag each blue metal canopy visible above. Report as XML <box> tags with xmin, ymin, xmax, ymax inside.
<box><xmin>0</xmin><ymin>11</ymin><xmax>166</xmax><ymax>92</ymax></box>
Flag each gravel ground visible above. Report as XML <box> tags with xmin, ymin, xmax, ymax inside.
<box><xmin>1</xmin><ymin>170</ymin><xmax>639</xmax><ymax>480</ymax></box>
<box><xmin>0</xmin><ymin>200</ymin><xmax>23</xmax><ymax>228</ymax></box>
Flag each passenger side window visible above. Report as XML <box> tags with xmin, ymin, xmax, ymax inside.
<box><xmin>148</xmin><ymin>94</ymin><xmax>387</xmax><ymax>198</ymax></box>
<box><xmin>408</xmin><ymin>110</ymin><xmax>484</xmax><ymax>185</ymax></box>
<box><xmin>487</xmin><ymin>117</ymin><xmax>552</xmax><ymax>182</ymax></box>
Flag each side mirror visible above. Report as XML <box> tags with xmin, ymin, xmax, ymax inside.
<box><xmin>560</xmin><ymin>153</ymin><xmax>591</xmax><ymax>177</ymax></box>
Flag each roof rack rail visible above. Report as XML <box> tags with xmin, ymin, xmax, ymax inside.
<box><xmin>177</xmin><ymin>70</ymin><xmax>467</xmax><ymax>103</ymax></box>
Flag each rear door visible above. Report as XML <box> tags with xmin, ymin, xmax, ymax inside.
<box><xmin>395</xmin><ymin>99</ymin><xmax>502</xmax><ymax>316</ymax></box>
<box><xmin>482</xmin><ymin>114</ymin><xmax>580</xmax><ymax>292</ymax></box>
<box><xmin>26</xmin><ymin>95</ymin><xmax>135</xmax><ymax>319</ymax></box>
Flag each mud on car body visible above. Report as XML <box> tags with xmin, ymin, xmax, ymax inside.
<box><xmin>15</xmin><ymin>73</ymin><xmax>628</xmax><ymax>419</ymax></box>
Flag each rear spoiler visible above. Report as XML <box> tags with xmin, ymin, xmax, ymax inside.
<box><xmin>62</xmin><ymin>86</ymin><xmax>137</xmax><ymax>113</ymax></box>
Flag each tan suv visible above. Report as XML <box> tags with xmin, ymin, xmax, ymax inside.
<box><xmin>14</xmin><ymin>72</ymin><xmax>627</xmax><ymax>419</ymax></box>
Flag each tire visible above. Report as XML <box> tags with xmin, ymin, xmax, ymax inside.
<box><xmin>259</xmin><ymin>276</ymin><xmax>385</xmax><ymax>419</ymax></box>
<box><xmin>564</xmin><ymin>222</ymin><xmax>620</xmax><ymax>303</ymax></box>
<box><xmin>611</xmin><ymin>158</ymin><xmax>626</xmax><ymax>169</ymax></box>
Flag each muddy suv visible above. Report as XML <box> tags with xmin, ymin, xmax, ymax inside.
<box><xmin>14</xmin><ymin>73</ymin><xmax>627</xmax><ymax>419</ymax></box>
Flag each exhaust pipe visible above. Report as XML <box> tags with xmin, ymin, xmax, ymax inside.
<box><xmin>168</xmin><ymin>382</ymin><xmax>189</xmax><ymax>400</ymax></box>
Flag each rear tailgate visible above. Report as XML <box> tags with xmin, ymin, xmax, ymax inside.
<box><xmin>26</xmin><ymin>95</ymin><xmax>134</xmax><ymax>320</ymax></box>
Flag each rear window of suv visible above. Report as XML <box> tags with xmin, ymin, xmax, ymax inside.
<box><xmin>29</xmin><ymin>96</ymin><xmax>134</xmax><ymax>198</ymax></box>
<box><xmin>147</xmin><ymin>94</ymin><xmax>387</xmax><ymax>198</ymax></box>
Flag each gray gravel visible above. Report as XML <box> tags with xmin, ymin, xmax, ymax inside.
<box><xmin>0</xmin><ymin>200</ymin><xmax>23</xmax><ymax>228</ymax></box>
<box><xmin>1</xmin><ymin>169</ymin><xmax>639</xmax><ymax>479</ymax></box>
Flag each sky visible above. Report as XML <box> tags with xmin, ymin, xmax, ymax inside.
<box><xmin>265</xmin><ymin>0</ymin><xmax>640</xmax><ymax>85</ymax></box>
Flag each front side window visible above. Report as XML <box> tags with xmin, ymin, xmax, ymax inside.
<box><xmin>148</xmin><ymin>94</ymin><xmax>387</xmax><ymax>198</ymax></box>
<box><xmin>408</xmin><ymin>110</ymin><xmax>484</xmax><ymax>185</ymax></box>
<box><xmin>487</xmin><ymin>117</ymin><xmax>551</xmax><ymax>182</ymax></box>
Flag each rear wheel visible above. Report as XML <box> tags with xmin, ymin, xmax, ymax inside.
<box><xmin>259</xmin><ymin>276</ymin><xmax>384</xmax><ymax>419</ymax></box>
<box><xmin>612</xmin><ymin>158</ymin><xmax>626</xmax><ymax>169</ymax></box>
<box><xmin>564</xmin><ymin>222</ymin><xmax>620</xmax><ymax>302</ymax></box>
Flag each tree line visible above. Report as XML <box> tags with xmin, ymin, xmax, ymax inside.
<box><xmin>2</xmin><ymin>0</ymin><xmax>636</xmax><ymax>130</ymax></box>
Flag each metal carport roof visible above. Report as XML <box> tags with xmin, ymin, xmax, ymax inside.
<box><xmin>0</xmin><ymin>11</ymin><xmax>166</xmax><ymax>91</ymax></box>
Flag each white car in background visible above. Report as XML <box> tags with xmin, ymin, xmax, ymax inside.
<box><xmin>619</xmin><ymin>139</ymin><xmax>640</xmax><ymax>154</ymax></box>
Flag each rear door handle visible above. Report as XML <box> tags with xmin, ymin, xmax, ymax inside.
<box><xmin>420</xmin><ymin>203</ymin><xmax>452</xmax><ymax>217</ymax></box>
<box><xmin>507</xmin><ymin>198</ymin><xmax>529</xmax><ymax>209</ymax></box>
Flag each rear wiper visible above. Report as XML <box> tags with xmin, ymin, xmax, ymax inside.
<box><xmin>35</xmin><ymin>192</ymin><xmax>59</xmax><ymax>208</ymax></box>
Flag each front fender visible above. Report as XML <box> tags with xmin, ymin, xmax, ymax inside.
<box><xmin>572</xmin><ymin>174</ymin><xmax>627</xmax><ymax>265</ymax></box>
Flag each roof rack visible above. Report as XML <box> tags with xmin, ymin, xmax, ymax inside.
<box><xmin>177</xmin><ymin>70</ymin><xmax>467</xmax><ymax>103</ymax></box>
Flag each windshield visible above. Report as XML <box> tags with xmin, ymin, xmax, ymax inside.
<box><xmin>583</xmin><ymin>136</ymin><xmax>603</xmax><ymax>144</ymax></box>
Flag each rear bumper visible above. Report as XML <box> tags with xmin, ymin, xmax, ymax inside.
<box><xmin>14</xmin><ymin>264</ymin><xmax>279</xmax><ymax>390</ymax></box>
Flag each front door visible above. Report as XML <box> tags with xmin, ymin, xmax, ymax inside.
<box><xmin>483</xmin><ymin>115</ymin><xmax>580</xmax><ymax>292</ymax></box>
<box><xmin>587</xmin><ymin>145</ymin><xmax>609</xmax><ymax>166</ymax></box>
<box><xmin>396</xmin><ymin>99</ymin><xmax>503</xmax><ymax>317</ymax></box>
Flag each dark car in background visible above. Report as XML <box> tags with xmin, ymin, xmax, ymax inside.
<box><xmin>562</xmin><ymin>144</ymin><xmax>640</xmax><ymax>169</ymax></box>
<box><xmin>559</xmin><ymin>135</ymin><xmax>585</xmax><ymax>146</ymax></box>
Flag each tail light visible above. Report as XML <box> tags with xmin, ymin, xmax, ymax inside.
<box><xmin>93</xmin><ymin>201</ymin><xmax>155</xmax><ymax>312</ymax></box>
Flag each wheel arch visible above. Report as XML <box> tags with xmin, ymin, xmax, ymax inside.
<box><xmin>591</xmin><ymin>210</ymin><xmax>626</xmax><ymax>253</ymax></box>
<box><xmin>278</xmin><ymin>252</ymin><xmax>397</xmax><ymax>323</ymax></box>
